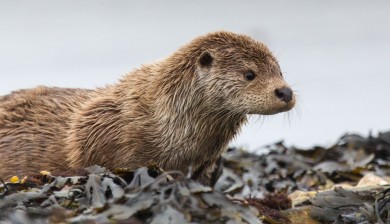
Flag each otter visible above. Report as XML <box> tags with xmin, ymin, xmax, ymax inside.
<box><xmin>0</xmin><ymin>31</ymin><xmax>295</xmax><ymax>183</ymax></box>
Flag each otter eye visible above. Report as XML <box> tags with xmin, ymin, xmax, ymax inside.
<box><xmin>244</xmin><ymin>71</ymin><xmax>256</xmax><ymax>81</ymax></box>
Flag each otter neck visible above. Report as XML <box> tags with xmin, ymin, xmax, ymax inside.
<box><xmin>143</xmin><ymin>62</ymin><xmax>247</xmax><ymax>171</ymax></box>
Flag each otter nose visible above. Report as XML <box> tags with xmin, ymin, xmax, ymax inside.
<box><xmin>275</xmin><ymin>87</ymin><xmax>293</xmax><ymax>103</ymax></box>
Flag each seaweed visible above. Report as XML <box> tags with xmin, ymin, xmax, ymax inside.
<box><xmin>1</xmin><ymin>130</ymin><xmax>390</xmax><ymax>223</ymax></box>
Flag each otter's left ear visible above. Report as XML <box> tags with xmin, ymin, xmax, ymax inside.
<box><xmin>198</xmin><ymin>52</ymin><xmax>213</xmax><ymax>67</ymax></box>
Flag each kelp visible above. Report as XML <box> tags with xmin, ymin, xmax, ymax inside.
<box><xmin>0</xmin><ymin>166</ymin><xmax>260</xmax><ymax>223</ymax></box>
<box><xmin>1</xmin><ymin>130</ymin><xmax>390</xmax><ymax>223</ymax></box>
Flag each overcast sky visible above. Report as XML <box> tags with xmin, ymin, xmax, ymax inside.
<box><xmin>1</xmin><ymin>0</ymin><xmax>389</xmax><ymax>151</ymax></box>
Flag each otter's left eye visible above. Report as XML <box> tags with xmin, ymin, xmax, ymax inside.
<box><xmin>244</xmin><ymin>71</ymin><xmax>256</xmax><ymax>81</ymax></box>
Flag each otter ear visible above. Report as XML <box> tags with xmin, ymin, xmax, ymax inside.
<box><xmin>198</xmin><ymin>52</ymin><xmax>213</xmax><ymax>67</ymax></box>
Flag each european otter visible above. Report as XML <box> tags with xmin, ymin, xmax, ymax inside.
<box><xmin>0</xmin><ymin>31</ymin><xmax>295</xmax><ymax>183</ymax></box>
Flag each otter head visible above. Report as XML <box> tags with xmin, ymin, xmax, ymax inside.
<box><xmin>194</xmin><ymin>31</ymin><xmax>295</xmax><ymax>115</ymax></box>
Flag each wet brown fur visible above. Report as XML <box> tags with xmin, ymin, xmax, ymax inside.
<box><xmin>0</xmin><ymin>31</ymin><xmax>295</xmax><ymax>183</ymax></box>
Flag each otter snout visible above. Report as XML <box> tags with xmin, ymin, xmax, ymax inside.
<box><xmin>275</xmin><ymin>87</ymin><xmax>293</xmax><ymax>103</ymax></box>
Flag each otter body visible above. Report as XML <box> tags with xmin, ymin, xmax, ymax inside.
<box><xmin>0</xmin><ymin>31</ymin><xmax>295</xmax><ymax>183</ymax></box>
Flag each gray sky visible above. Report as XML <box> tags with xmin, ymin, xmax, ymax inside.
<box><xmin>1</xmin><ymin>0</ymin><xmax>389</xmax><ymax>150</ymax></box>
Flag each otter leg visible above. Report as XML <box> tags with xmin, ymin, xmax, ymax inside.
<box><xmin>191</xmin><ymin>157</ymin><xmax>223</xmax><ymax>187</ymax></box>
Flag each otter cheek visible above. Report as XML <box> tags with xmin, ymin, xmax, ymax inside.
<box><xmin>244</xmin><ymin>93</ymin><xmax>273</xmax><ymax>115</ymax></box>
